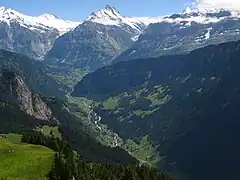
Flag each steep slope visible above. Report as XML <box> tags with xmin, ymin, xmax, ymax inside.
<box><xmin>0</xmin><ymin>50</ymin><xmax>69</xmax><ymax>98</ymax></box>
<box><xmin>45</xmin><ymin>5</ymin><xmax>162</xmax><ymax>71</ymax></box>
<box><xmin>72</xmin><ymin>40</ymin><xmax>240</xmax><ymax>180</ymax></box>
<box><xmin>0</xmin><ymin>7</ymin><xmax>79</xmax><ymax>60</ymax></box>
<box><xmin>0</xmin><ymin>69</ymin><xmax>53</xmax><ymax>120</ymax></box>
<box><xmin>0</xmin><ymin>69</ymin><xmax>138</xmax><ymax>166</ymax></box>
<box><xmin>114</xmin><ymin>8</ymin><xmax>240</xmax><ymax>62</ymax></box>
<box><xmin>45</xmin><ymin>20</ymin><xmax>135</xmax><ymax>71</ymax></box>
<box><xmin>87</xmin><ymin>5</ymin><xmax>147</xmax><ymax>33</ymax></box>
<box><xmin>45</xmin><ymin>6</ymin><xmax>137</xmax><ymax>71</ymax></box>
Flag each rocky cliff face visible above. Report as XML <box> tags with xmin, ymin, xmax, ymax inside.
<box><xmin>0</xmin><ymin>69</ymin><xmax>52</xmax><ymax>120</ymax></box>
<box><xmin>0</xmin><ymin>50</ymin><xmax>70</xmax><ymax>98</ymax></box>
<box><xmin>45</xmin><ymin>21</ymin><xmax>136</xmax><ymax>71</ymax></box>
<box><xmin>114</xmin><ymin>9</ymin><xmax>240</xmax><ymax>62</ymax></box>
<box><xmin>0</xmin><ymin>21</ymin><xmax>59</xmax><ymax>60</ymax></box>
<box><xmin>0</xmin><ymin>7</ymin><xmax>79</xmax><ymax>60</ymax></box>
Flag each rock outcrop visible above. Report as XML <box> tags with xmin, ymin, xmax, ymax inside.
<box><xmin>0</xmin><ymin>69</ymin><xmax>53</xmax><ymax>120</ymax></box>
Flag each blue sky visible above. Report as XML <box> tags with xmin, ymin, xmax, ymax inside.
<box><xmin>1</xmin><ymin>0</ymin><xmax>193</xmax><ymax>21</ymax></box>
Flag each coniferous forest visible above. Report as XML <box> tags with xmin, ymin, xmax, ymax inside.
<box><xmin>21</xmin><ymin>132</ymin><xmax>176</xmax><ymax>180</ymax></box>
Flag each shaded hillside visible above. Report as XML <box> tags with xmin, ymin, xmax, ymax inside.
<box><xmin>45</xmin><ymin>98</ymin><xmax>138</xmax><ymax>165</ymax></box>
<box><xmin>21</xmin><ymin>131</ymin><xmax>175</xmax><ymax>180</ymax></box>
<box><xmin>73</xmin><ymin>40</ymin><xmax>240</xmax><ymax>180</ymax></box>
<box><xmin>0</xmin><ymin>69</ymin><xmax>54</xmax><ymax>120</ymax></box>
<box><xmin>0</xmin><ymin>69</ymin><xmax>138</xmax><ymax>165</ymax></box>
<box><xmin>0</xmin><ymin>50</ymin><xmax>69</xmax><ymax>98</ymax></box>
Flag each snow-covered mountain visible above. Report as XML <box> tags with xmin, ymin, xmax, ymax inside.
<box><xmin>87</xmin><ymin>5</ymin><xmax>168</xmax><ymax>34</ymax></box>
<box><xmin>45</xmin><ymin>5</ymin><xmax>153</xmax><ymax>70</ymax></box>
<box><xmin>1</xmin><ymin>4</ymin><xmax>240</xmax><ymax>67</ymax></box>
<box><xmin>0</xmin><ymin>6</ymin><xmax>79</xmax><ymax>35</ymax></box>
<box><xmin>45</xmin><ymin>5</ymin><xmax>240</xmax><ymax>71</ymax></box>
<box><xmin>163</xmin><ymin>7</ymin><xmax>240</xmax><ymax>24</ymax></box>
<box><xmin>88</xmin><ymin>5</ymin><xmax>147</xmax><ymax>33</ymax></box>
<box><xmin>0</xmin><ymin>6</ymin><xmax>80</xmax><ymax>60</ymax></box>
<box><xmin>114</xmin><ymin>7</ymin><xmax>240</xmax><ymax>62</ymax></box>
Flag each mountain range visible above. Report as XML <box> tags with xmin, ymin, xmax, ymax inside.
<box><xmin>0</xmin><ymin>5</ymin><xmax>157</xmax><ymax>61</ymax></box>
<box><xmin>0</xmin><ymin>6</ymin><xmax>79</xmax><ymax>60</ymax></box>
<box><xmin>2</xmin><ymin>5</ymin><xmax>240</xmax><ymax>72</ymax></box>
<box><xmin>115</xmin><ymin>8</ymin><xmax>240</xmax><ymax>62</ymax></box>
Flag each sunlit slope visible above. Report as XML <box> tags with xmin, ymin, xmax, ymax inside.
<box><xmin>0</xmin><ymin>136</ymin><xmax>53</xmax><ymax>180</ymax></box>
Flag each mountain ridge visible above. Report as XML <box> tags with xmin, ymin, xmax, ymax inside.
<box><xmin>114</xmin><ymin>7</ymin><xmax>240</xmax><ymax>63</ymax></box>
<box><xmin>0</xmin><ymin>6</ymin><xmax>79</xmax><ymax>35</ymax></box>
<box><xmin>1</xmin><ymin>5</ymin><xmax>240</xmax><ymax>35</ymax></box>
<box><xmin>1</xmin><ymin>5</ymin><xmax>240</xmax><ymax>62</ymax></box>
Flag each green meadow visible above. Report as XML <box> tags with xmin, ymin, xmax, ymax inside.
<box><xmin>0</xmin><ymin>135</ymin><xmax>53</xmax><ymax>180</ymax></box>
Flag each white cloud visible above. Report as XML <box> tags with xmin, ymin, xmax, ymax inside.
<box><xmin>195</xmin><ymin>0</ymin><xmax>240</xmax><ymax>10</ymax></box>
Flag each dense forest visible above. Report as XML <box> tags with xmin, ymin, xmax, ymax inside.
<box><xmin>22</xmin><ymin>131</ymin><xmax>176</xmax><ymax>180</ymax></box>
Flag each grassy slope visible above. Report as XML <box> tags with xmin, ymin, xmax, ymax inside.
<box><xmin>67</xmin><ymin>96</ymin><xmax>124</xmax><ymax>147</ymax></box>
<box><xmin>0</xmin><ymin>133</ymin><xmax>22</xmax><ymax>144</ymax></box>
<box><xmin>0</xmin><ymin>135</ymin><xmax>53</xmax><ymax>180</ymax></box>
<box><xmin>123</xmin><ymin>136</ymin><xmax>160</xmax><ymax>166</ymax></box>
<box><xmin>40</xmin><ymin>126</ymin><xmax>62</xmax><ymax>139</ymax></box>
<box><xmin>48</xmin><ymin>68</ymin><xmax>88</xmax><ymax>89</ymax></box>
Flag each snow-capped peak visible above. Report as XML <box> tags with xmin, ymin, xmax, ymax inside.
<box><xmin>87</xmin><ymin>5</ymin><xmax>143</xmax><ymax>33</ymax></box>
<box><xmin>89</xmin><ymin>5</ymin><xmax>122</xmax><ymax>21</ymax></box>
<box><xmin>88</xmin><ymin>5</ymin><xmax>159</xmax><ymax>33</ymax></box>
<box><xmin>158</xmin><ymin>6</ymin><xmax>240</xmax><ymax>26</ymax></box>
<box><xmin>0</xmin><ymin>6</ymin><xmax>24</xmax><ymax>21</ymax></box>
<box><xmin>0</xmin><ymin>6</ymin><xmax>80</xmax><ymax>35</ymax></box>
<box><xmin>38</xmin><ymin>13</ymin><xmax>60</xmax><ymax>20</ymax></box>
<box><xmin>182</xmin><ymin>6</ymin><xmax>240</xmax><ymax>16</ymax></box>
<box><xmin>183</xmin><ymin>7</ymin><xmax>193</xmax><ymax>14</ymax></box>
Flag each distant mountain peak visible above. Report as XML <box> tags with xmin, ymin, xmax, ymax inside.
<box><xmin>0</xmin><ymin>6</ymin><xmax>79</xmax><ymax>34</ymax></box>
<box><xmin>0</xmin><ymin>6</ymin><xmax>24</xmax><ymax>20</ymax></box>
<box><xmin>183</xmin><ymin>7</ymin><xmax>193</xmax><ymax>14</ymax></box>
<box><xmin>0</xmin><ymin>6</ymin><xmax>7</xmax><ymax>12</ymax></box>
<box><xmin>88</xmin><ymin>5</ymin><xmax>122</xmax><ymax>20</ymax></box>
<box><xmin>38</xmin><ymin>13</ymin><xmax>61</xmax><ymax>20</ymax></box>
<box><xmin>105</xmin><ymin>5</ymin><xmax>117</xmax><ymax>10</ymax></box>
<box><xmin>0</xmin><ymin>6</ymin><xmax>13</xmax><ymax>12</ymax></box>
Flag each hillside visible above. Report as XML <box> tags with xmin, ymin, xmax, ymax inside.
<box><xmin>0</xmin><ymin>135</ymin><xmax>53</xmax><ymax>180</ymax></box>
<box><xmin>0</xmin><ymin>132</ymin><xmax>175</xmax><ymax>180</ymax></box>
<box><xmin>0</xmin><ymin>68</ymin><xmax>139</xmax><ymax>166</ymax></box>
<box><xmin>72</xmin><ymin>40</ymin><xmax>240</xmax><ymax>180</ymax></box>
<box><xmin>0</xmin><ymin>50</ymin><xmax>69</xmax><ymax>98</ymax></box>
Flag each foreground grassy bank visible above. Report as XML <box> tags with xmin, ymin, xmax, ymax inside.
<box><xmin>0</xmin><ymin>134</ymin><xmax>53</xmax><ymax>180</ymax></box>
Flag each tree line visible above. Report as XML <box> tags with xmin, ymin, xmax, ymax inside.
<box><xmin>22</xmin><ymin>131</ymin><xmax>176</xmax><ymax>180</ymax></box>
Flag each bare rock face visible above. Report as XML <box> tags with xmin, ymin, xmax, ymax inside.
<box><xmin>31</xmin><ymin>94</ymin><xmax>53</xmax><ymax>120</ymax></box>
<box><xmin>0</xmin><ymin>69</ymin><xmax>53</xmax><ymax>120</ymax></box>
<box><xmin>0</xmin><ymin>21</ymin><xmax>59</xmax><ymax>60</ymax></box>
